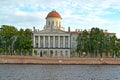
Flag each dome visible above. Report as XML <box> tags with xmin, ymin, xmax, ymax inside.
<box><xmin>46</xmin><ymin>10</ymin><xmax>62</xmax><ymax>19</ymax></box>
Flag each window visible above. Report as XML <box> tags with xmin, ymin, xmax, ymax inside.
<box><xmin>35</xmin><ymin>36</ymin><xmax>38</xmax><ymax>48</ymax></box>
<box><xmin>55</xmin><ymin>51</ymin><xmax>57</xmax><ymax>56</ymax></box>
<box><xmin>52</xmin><ymin>21</ymin><xmax>54</xmax><ymax>26</ymax></box>
<box><xmin>50</xmin><ymin>36</ymin><xmax>53</xmax><ymax>48</ymax></box>
<box><xmin>60</xmin><ymin>51</ymin><xmax>63</xmax><ymax>57</ymax></box>
<box><xmin>40</xmin><ymin>36</ymin><xmax>43</xmax><ymax>48</ymax></box>
<box><xmin>73</xmin><ymin>37</ymin><xmax>75</xmax><ymax>40</ymax></box>
<box><xmin>65</xmin><ymin>51</ymin><xmax>68</xmax><ymax>57</ymax></box>
<box><xmin>56</xmin><ymin>21</ymin><xmax>58</xmax><ymax>27</ymax></box>
<box><xmin>49</xmin><ymin>21</ymin><xmax>50</xmax><ymax>25</ymax></box>
<box><xmin>35</xmin><ymin>43</ymin><xmax>38</xmax><ymax>48</ymax></box>
<box><xmin>59</xmin><ymin>21</ymin><xmax>61</xmax><ymax>27</ymax></box>
<box><xmin>45</xmin><ymin>36</ymin><xmax>48</xmax><ymax>48</ymax></box>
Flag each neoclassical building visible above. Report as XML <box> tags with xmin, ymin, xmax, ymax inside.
<box><xmin>32</xmin><ymin>10</ymin><xmax>71</xmax><ymax>57</ymax></box>
<box><xmin>32</xmin><ymin>10</ymin><xmax>115</xmax><ymax>57</ymax></box>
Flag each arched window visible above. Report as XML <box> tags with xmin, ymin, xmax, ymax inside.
<box><xmin>59</xmin><ymin>21</ymin><xmax>61</xmax><ymax>27</ymax></box>
<box><xmin>56</xmin><ymin>21</ymin><xmax>58</xmax><ymax>27</ymax></box>
<box><xmin>52</xmin><ymin>21</ymin><xmax>54</xmax><ymax>26</ymax></box>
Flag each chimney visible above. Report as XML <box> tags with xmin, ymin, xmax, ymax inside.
<box><xmin>75</xmin><ymin>29</ymin><xmax>77</xmax><ymax>32</ymax></box>
<box><xmin>68</xmin><ymin>27</ymin><xmax>70</xmax><ymax>32</ymax></box>
<box><xmin>33</xmin><ymin>27</ymin><xmax>35</xmax><ymax>31</ymax></box>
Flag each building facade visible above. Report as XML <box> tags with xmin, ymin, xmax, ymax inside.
<box><xmin>32</xmin><ymin>10</ymin><xmax>71</xmax><ymax>57</ymax></box>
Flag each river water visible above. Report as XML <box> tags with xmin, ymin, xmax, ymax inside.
<box><xmin>0</xmin><ymin>65</ymin><xmax>120</xmax><ymax>80</ymax></box>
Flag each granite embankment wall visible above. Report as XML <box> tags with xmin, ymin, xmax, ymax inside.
<box><xmin>0</xmin><ymin>55</ymin><xmax>120</xmax><ymax>65</ymax></box>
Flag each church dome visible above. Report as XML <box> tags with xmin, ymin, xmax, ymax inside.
<box><xmin>46</xmin><ymin>10</ymin><xmax>62</xmax><ymax>19</ymax></box>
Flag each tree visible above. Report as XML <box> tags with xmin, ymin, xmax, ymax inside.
<box><xmin>0</xmin><ymin>25</ymin><xmax>33</xmax><ymax>56</ymax></box>
<box><xmin>77</xmin><ymin>29</ymin><xmax>89</xmax><ymax>57</ymax></box>
<box><xmin>15</xmin><ymin>29</ymin><xmax>25</xmax><ymax>55</ymax></box>
<box><xmin>15</xmin><ymin>28</ymin><xmax>32</xmax><ymax>55</ymax></box>
<box><xmin>115</xmin><ymin>39</ymin><xmax>120</xmax><ymax>57</ymax></box>
<box><xmin>89</xmin><ymin>28</ymin><xmax>105</xmax><ymax>57</ymax></box>
<box><xmin>0</xmin><ymin>25</ymin><xmax>18</xmax><ymax>55</ymax></box>
<box><xmin>50</xmin><ymin>50</ymin><xmax>53</xmax><ymax>57</ymax></box>
<box><xmin>0</xmin><ymin>48</ymin><xmax>3</xmax><ymax>54</ymax></box>
<box><xmin>76</xmin><ymin>27</ymin><xmax>117</xmax><ymax>58</ymax></box>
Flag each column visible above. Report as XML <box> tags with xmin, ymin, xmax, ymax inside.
<box><xmin>58</xmin><ymin>36</ymin><xmax>60</xmax><ymax>48</ymax></box>
<box><xmin>38</xmin><ymin>36</ymin><xmax>40</xmax><ymax>48</ymax></box>
<box><xmin>43</xmin><ymin>36</ymin><xmax>45</xmax><ymax>48</ymax></box>
<box><xmin>48</xmin><ymin>36</ymin><xmax>50</xmax><ymax>48</ymax></box>
<box><xmin>33</xmin><ymin>35</ymin><xmax>35</xmax><ymax>48</ymax></box>
<box><xmin>63</xmin><ymin>36</ymin><xmax>65</xmax><ymax>48</ymax></box>
<box><xmin>53</xmin><ymin>36</ymin><xmax>55</xmax><ymax>48</ymax></box>
<box><xmin>68</xmin><ymin>36</ymin><xmax>70</xmax><ymax>48</ymax></box>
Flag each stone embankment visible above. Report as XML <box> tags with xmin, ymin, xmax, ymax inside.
<box><xmin>0</xmin><ymin>55</ymin><xmax>120</xmax><ymax>65</ymax></box>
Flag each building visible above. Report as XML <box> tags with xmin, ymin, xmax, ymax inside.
<box><xmin>32</xmin><ymin>10</ymin><xmax>71</xmax><ymax>57</ymax></box>
<box><xmin>32</xmin><ymin>10</ymin><xmax>115</xmax><ymax>57</ymax></box>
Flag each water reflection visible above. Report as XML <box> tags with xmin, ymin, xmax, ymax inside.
<box><xmin>0</xmin><ymin>65</ymin><xmax>120</xmax><ymax>80</ymax></box>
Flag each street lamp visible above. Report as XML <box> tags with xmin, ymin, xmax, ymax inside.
<box><xmin>11</xmin><ymin>36</ymin><xmax>18</xmax><ymax>55</ymax></box>
<box><xmin>82</xmin><ymin>52</ymin><xmax>86</xmax><ymax>57</ymax></box>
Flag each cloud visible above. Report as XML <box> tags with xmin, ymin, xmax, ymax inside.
<box><xmin>0</xmin><ymin>0</ymin><xmax>120</xmax><ymax>38</ymax></box>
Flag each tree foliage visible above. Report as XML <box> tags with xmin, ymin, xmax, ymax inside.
<box><xmin>0</xmin><ymin>25</ymin><xmax>32</xmax><ymax>55</ymax></box>
<box><xmin>77</xmin><ymin>27</ymin><xmax>120</xmax><ymax>58</ymax></box>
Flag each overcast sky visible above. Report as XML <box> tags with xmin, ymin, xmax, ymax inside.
<box><xmin>0</xmin><ymin>0</ymin><xmax>120</xmax><ymax>38</ymax></box>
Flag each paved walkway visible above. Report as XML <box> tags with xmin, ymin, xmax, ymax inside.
<box><xmin>0</xmin><ymin>55</ymin><xmax>120</xmax><ymax>65</ymax></box>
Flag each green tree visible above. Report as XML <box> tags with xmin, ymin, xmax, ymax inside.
<box><xmin>115</xmin><ymin>39</ymin><xmax>120</xmax><ymax>57</ymax></box>
<box><xmin>0</xmin><ymin>25</ymin><xmax>32</xmax><ymax>56</ymax></box>
<box><xmin>76</xmin><ymin>27</ymin><xmax>117</xmax><ymax>58</ymax></box>
<box><xmin>77</xmin><ymin>30</ymin><xmax>89</xmax><ymax>57</ymax></box>
<box><xmin>89</xmin><ymin>28</ymin><xmax>105</xmax><ymax>57</ymax></box>
<box><xmin>15</xmin><ymin>28</ymin><xmax>32</xmax><ymax>56</ymax></box>
<box><xmin>15</xmin><ymin>29</ymin><xmax>25</xmax><ymax>55</ymax></box>
<box><xmin>0</xmin><ymin>25</ymin><xmax>18</xmax><ymax>55</ymax></box>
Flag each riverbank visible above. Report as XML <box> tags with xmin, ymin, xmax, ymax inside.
<box><xmin>0</xmin><ymin>55</ymin><xmax>120</xmax><ymax>65</ymax></box>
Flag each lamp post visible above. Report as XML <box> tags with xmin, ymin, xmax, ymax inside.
<box><xmin>82</xmin><ymin>52</ymin><xmax>86</xmax><ymax>57</ymax></box>
<box><xmin>11</xmin><ymin>36</ymin><xmax>18</xmax><ymax>55</ymax></box>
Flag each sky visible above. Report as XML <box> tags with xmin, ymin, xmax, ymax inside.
<box><xmin>0</xmin><ymin>0</ymin><xmax>120</xmax><ymax>38</ymax></box>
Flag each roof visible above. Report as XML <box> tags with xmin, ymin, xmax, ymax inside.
<box><xmin>46</xmin><ymin>10</ymin><xmax>62</xmax><ymax>19</ymax></box>
<box><xmin>69</xmin><ymin>31</ymin><xmax>81</xmax><ymax>34</ymax></box>
<box><xmin>69</xmin><ymin>31</ymin><xmax>115</xmax><ymax>35</ymax></box>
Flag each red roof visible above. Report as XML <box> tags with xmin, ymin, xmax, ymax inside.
<box><xmin>70</xmin><ymin>31</ymin><xmax>81</xmax><ymax>34</ymax></box>
<box><xmin>46</xmin><ymin>10</ymin><xmax>62</xmax><ymax>19</ymax></box>
<box><xmin>69</xmin><ymin>31</ymin><xmax>115</xmax><ymax>35</ymax></box>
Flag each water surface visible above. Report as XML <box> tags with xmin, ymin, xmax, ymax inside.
<box><xmin>0</xmin><ymin>65</ymin><xmax>120</xmax><ymax>80</ymax></box>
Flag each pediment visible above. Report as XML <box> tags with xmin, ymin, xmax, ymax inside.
<box><xmin>34</xmin><ymin>29</ymin><xmax>68</xmax><ymax>34</ymax></box>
